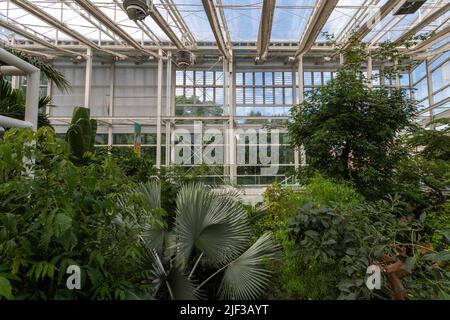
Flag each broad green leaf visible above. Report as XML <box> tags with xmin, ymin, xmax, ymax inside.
<box><xmin>0</xmin><ymin>276</ymin><xmax>13</xmax><ymax>300</ymax></box>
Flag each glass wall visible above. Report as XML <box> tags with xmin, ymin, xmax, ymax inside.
<box><xmin>412</xmin><ymin>51</ymin><xmax>450</xmax><ymax>120</ymax></box>
<box><xmin>175</xmin><ymin>69</ymin><xmax>224</xmax><ymax>116</ymax></box>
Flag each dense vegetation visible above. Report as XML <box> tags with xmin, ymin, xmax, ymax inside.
<box><xmin>0</xmin><ymin>40</ymin><xmax>449</xmax><ymax>300</ymax></box>
<box><xmin>279</xmin><ymin>37</ymin><xmax>450</xmax><ymax>299</ymax></box>
<box><xmin>0</xmin><ymin>128</ymin><xmax>278</xmax><ymax>300</ymax></box>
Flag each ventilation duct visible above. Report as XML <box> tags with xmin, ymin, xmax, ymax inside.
<box><xmin>175</xmin><ymin>50</ymin><xmax>195</xmax><ymax>69</ymax></box>
<box><xmin>123</xmin><ymin>0</ymin><xmax>152</xmax><ymax>21</ymax></box>
<box><xmin>394</xmin><ymin>0</ymin><xmax>427</xmax><ymax>15</ymax></box>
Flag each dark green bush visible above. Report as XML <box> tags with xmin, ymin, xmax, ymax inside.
<box><xmin>0</xmin><ymin>128</ymin><xmax>153</xmax><ymax>300</ymax></box>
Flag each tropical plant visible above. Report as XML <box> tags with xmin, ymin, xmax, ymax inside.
<box><xmin>0</xmin><ymin>127</ymin><xmax>155</xmax><ymax>300</ymax></box>
<box><xmin>0</xmin><ymin>79</ymin><xmax>53</xmax><ymax>128</ymax></box>
<box><xmin>65</xmin><ymin>107</ymin><xmax>97</xmax><ymax>162</ymax></box>
<box><xmin>289</xmin><ymin>38</ymin><xmax>416</xmax><ymax>199</ymax></box>
<box><xmin>2</xmin><ymin>46</ymin><xmax>70</xmax><ymax>92</ymax></box>
<box><xmin>286</xmin><ymin>196</ymin><xmax>450</xmax><ymax>300</ymax></box>
<box><xmin>128</xmin><ymin>182</ymin><xmax>280</xmax><ymax>300</ymax></box>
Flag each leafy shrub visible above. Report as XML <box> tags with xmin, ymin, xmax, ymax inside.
<box><xmin>0</xmin><ymin>128</ymin><xmax>152</xmax><ymax>300</ymax></box>
<box><xmin>286</xmin><ymin>197</ymin><xmax>450</xmax><ymax>300</ymax></box>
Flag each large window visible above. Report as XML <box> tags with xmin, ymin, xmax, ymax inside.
<box><xmin>236</xmin><ymin>71</ymin><xmax>294</xmax><ymax>117</ymax></box>
<box><xmin>175</xmin><ymin>69</ymin><xmax>224</xmax><ymax>117</ymax></box>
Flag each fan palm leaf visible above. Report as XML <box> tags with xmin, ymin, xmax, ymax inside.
<box><xmin>174</xmin><ymin>183</ymin><xmax>250</xmax><ymax>265</ymax></box>
<box><xmin>220</xmin><ymin>233</ymin><xmax>280</xmax><ymax>300</ymax></box>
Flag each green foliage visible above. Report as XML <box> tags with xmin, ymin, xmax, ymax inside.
<box><xmin>135</xmin><ymin>182</ymin><xmax>280</xmax><ymax>300</ymax></box>
<box><xmin>3</xmin><ymin>46</ymin><xmax>71</xmax><ymax>92</ymax></box>
<box><xmin>289</xmin><ymin>37</ymin><xmax>417</xmax><ymax>199</ymax></box>
<box><xmin>0</xmin><ymin>80</ymin><xmax>53</xmax><ymax>128</ymax></box>
<box><xmin>65</xmin><ymin>107</ymin><xmax>97</xmax><ymax>163</ymax></box>
<box><xmin>0</xmin><ymin>128</ymin><xmax>153</xmax><ymax>300</ymax></box>
<box><xmin>289</xmin><ymin>69</ymin><xmax>415</xmax><ymax>199</ymax></box>
<box><xmin>96</xmin><ymin>147</ymin><xmax>157</xmax><ymax>183</ymax></box>
<box><xmin>259</xmin><ymin>176</ymin><xmax>449</xmax><ymax>300</ymax></box>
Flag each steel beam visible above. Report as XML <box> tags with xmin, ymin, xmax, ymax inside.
<box><xmin>0</xmin><ymin>20</ymin><xmax>81</xmax><ymax>57</ymax></box>
<box><xmin>202</xmin><ymin>0</ymin><xmax>231</xmax><ymax>60</ymax></box>
<box><xmin>294</xmin><ymin>0</ymin><xmax>339</xmax><ymax>58</ymax></box>
<box><xmin>336</xmin><ymin>0</ymin><xmax>377</xmax><ymax>43</ymax></box>
<box><xmin>352</xmin><ymin>0</ymin><xmax>405</xmax><ymax>41</ymax></box>
<box><xmin>160</xmin><ymin>0</ymin><xmax>196</xmax><ymax>48</ymax></box>
<box><xmin>10</xmin><ymin>0</ymin><xmax>127</xmax><ymax>60</ymax></box>
<box><xmin>72</xmin><ymin>0</ymin><xmax>159</xmax><ymax>58</ymax></box>
<box><xmin>396</xmin><ymin>2</ymin><xmax>450</xmax><ymax>44</ymax></box>
<box><xmin>410</xmin><ymin>25</ymin><xmax>450</xmax><ymax>53</ymax></box>
<box><xmin>148</xmin><ymin>3</ymin><xmax>185</xmax><ymax>49</ymax></box>
<box><xmin>370</xmin><ymin>0</ymin><xmax>445</xmax><ymax>45</ymax></box>
<box><xmin>256</xmin><ymin>0</ymin><xmax>276</xmax><ymax>63</ymax></box>
<box><xmin>216</xmin><ymin>0</ymin><xmax>232</xmax><ymax>48</ymax></box>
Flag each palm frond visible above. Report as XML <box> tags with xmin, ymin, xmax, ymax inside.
<box><xmin>174</xmin><ymin>183</ymin><xmax>250</xmax><ymax>265</ymax></box>
<box><xmin>0</xmin><ymin>80</ymin><xmax>52</xmax><ymax>128</ymax></box>
<box><xmin>220</xmin><ymin>233</ymin><xmax>280</xmax><ymax>300</ymax></box>
<box><xmin>3</xmin><ymin>46</ymin><xmax>71</xmax><ymax>92</ymax></box>
<box><xmin>149</xmin><ymin>250</ymin><xmax>199</xmax><ymax>300</ymax></box>
<box><xmin>133</xmin><ymin>181</ymin><xmax>161</xmax><ymax>209</ymax></box>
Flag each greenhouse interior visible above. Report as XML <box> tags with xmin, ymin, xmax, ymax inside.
<box><xmin>0</xmin><ymin>0</ymin><xmax>449</xmax><ymax>303</ymax></box>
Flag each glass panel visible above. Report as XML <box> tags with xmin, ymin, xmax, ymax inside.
<box><xmin>271</xmin><ymin>0</ymin><xmax>316</xmax><ymax>41</ymax></box>
<box><xmin>223</xmin><ymin>0</ymin><xmax>261</xmax><ymax>41</ymax></box>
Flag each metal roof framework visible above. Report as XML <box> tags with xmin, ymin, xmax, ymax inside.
<box><xmin>0</xmin><ymin>0</ymin><xmax>448</xmax><ymax>62</ymax></box>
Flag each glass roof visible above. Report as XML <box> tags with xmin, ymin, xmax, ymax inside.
<box><xmin>0</xmin><ymin>0</ymin><xmax>448</xmax><ymax>55</ymax></box>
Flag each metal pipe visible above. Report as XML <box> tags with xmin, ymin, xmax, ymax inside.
<box><xmin>0</xmin><ymin>47</ymin><xmax>40</xmax><ymax>131</ymax></box>
<box><xmin>0</xmin><ymin>66</ymin><xmax>27</xmax><ymax>76</ymax></box>
<box><xmin>0</xmin><ymin>115</ymin><xmax>33</xmax><ymax>129</ymax></box>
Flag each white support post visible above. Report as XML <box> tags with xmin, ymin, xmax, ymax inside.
<box><xmin>0</xmin><ymin>48</ymin><xmax>40</xmax><ymax>131</ymax></box>
<box><xmin>367</xmin><ymin>54</ymin><xmax>373</xmax><ymax>89</ymax></box>
<box><xmin>46</xmin><ymin>79</ymin><xmax>52</xmax><ymax>116</ymax></box>
<box><xmin>108</xmin><ymin>62</ymin><xmax>115</xmax><ymax>147</ymax></box>
<box><xmin>165</xmin><ymin>51</ymin><xmax>172</xmax><ymax>166</ymax></box>
<box><xmin>156</xmin><ymin>49</ymin><xmax>163</xmax><ymax>168</ymax></box>
<box><xmin>292</xmin><ymin>64</ymin><xmax>299</xmax><ymax>172</ymax></box>
<box><xmin>84</xmin><ymin>48</ymin><xmax>93</xmax><ymax>108</ymax></box>
<box><xmin>297</xmin><ymin>55</ymin><xmax>305</xmax><ymax>167</ymax></box>
<box><xmin>16</xmin><ymin>73</ymin><xmax>39</xmax><ymax>129</ymax></box>
<box><xmin>425</xmin><ymin>59</ymin><xmax>435</xmax><ymax>127</ymax></box>
<box><xmin>10</xmin><ymin>38</ymin><xmax>20</xmax><ymax>89</ymax></box>
<box><xmin>226</xmin><ymin>57</ymin><xmax>236</xmax><ymax>185</ymax></box>
<box><xmin>395</xmin><ymin>59</ymin><xmax>401</xmax><ymax>89</ymax></box>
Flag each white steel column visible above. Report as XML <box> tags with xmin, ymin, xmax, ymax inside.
<box><xmin>10</xmin><ymin>38</ymin><xmax>20</xmax><ymax>89</ymax></box>
<box><xmin>292</xmin><ymin>64</ymin><xmax>299</xmax><ymax>171</ymax></box>
<box><xmin>367</xmin><ymin>54</ymin><xmax>373</xmax><ymax>89</ymax></box>
<box><xmin>108</xmin><ymin>62</ymin><xmax>115</xmax><ymax>146</ymax></box>
<box><xmin>395</xmin><ymin>59</ymin><xmax>401</xmax><ymax>88</ymax></box>
<box><xmin>297</xmin><ymin>55</ymin><xmax>306</xmax><ymax>167</ymax></box>
<box><xmin>84</xmin><ymin>48</ymin><xmax>93</xmax><ymax>108</ymax></box>
<box><xmin>225</xmin><ymin>57</ymin><xmax>236</xmax><ymax>185</ymax></box>
<box><xmin>165</xmin><ymin>51</ymin><xmax>172</xmax><ymax>166</ymax></box>
<box><xmin>0</xmin><ymin>47</ymin><xmax>40</xmax><ymax>130</ymax></box>
<box><xmin>425</xmin><ymin>59</ymin><xmax>435</xmax><ymax>126</ymax></box>
<box><xmin>46</xmin><ymin>79</ymin><xmax>52</xmax><ymax>115</ymax></box>
<box><xmin>223</xmin><ymin>59</ymin><xmax>229</xmax><ymax>178</ymax></box>
<box><xmin>156</xmin><ymin>49</ymin><xmax>163</xmax><ymax>168</ymax></box>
